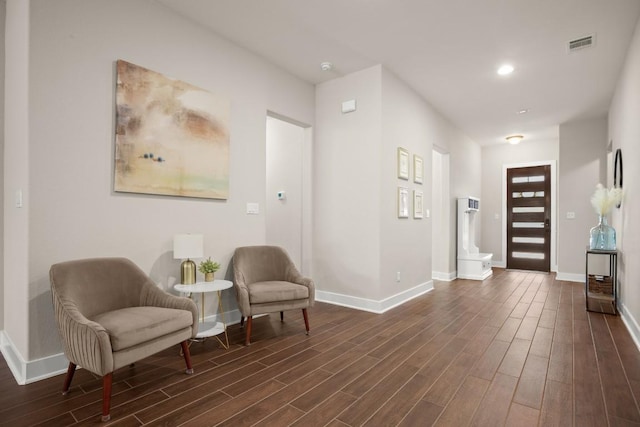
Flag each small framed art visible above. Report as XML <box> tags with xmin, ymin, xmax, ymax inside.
<box><xmin>413</xmin><ymin>190</ymin><xmax>424</xmax><ymax>219</ymax></box>
<box><xmin>398</xmin><ymin>187</ymin><xmax>409</xmax><ymax>218</ymax></box>
<box><xmin>397</xmin><ymin>147</ymin><xmax>409</xmax><ymax>180</ymax></box>
<box><xmin>413</xmin><ymin>155</ymin><xmax>424</xmax><ymax>184</ymax></box>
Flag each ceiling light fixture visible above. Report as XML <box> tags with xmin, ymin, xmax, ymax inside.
<box><xmin>506</xmin><ymin>134</ymin><xmax>524</xmax><ymax>144</ymax></box>
<box><xmin>497</xmin><ymin>64</ymin><xmax>514</xmax><ymax>76</ymax></box>
<box><xmin>320</xmin><ymin>62</ymin><xmax>334</xmax><ymax>71</ymax></box>
<box><xmin>517</xmin><ymin>108</ymin><xmax>529</xmax><ymax>115</ymax></box>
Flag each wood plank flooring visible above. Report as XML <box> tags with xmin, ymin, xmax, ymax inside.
<box><xmin>1</xmin><ymin>269</ymin><xmax>640</xmax><ymax>426</ymax></box>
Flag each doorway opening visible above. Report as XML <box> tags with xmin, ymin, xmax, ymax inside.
<box><xmin>265</xmin><ymin>114</ymin><xmax>312</xmax><ymax>274</ymax></box>
<box><xmin>432</xmin><ymin>149</ymin><xmax>453</xmax><ymax>280</ymax></box>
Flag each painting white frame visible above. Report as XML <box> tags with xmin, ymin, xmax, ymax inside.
<box><xmin>413</xmin><ymin>190</ymin><xmax>424</xmax><ymax>219</ymax></box>
<box><xmin>398</xmin><ymin>187</ymin><xmax>409</xmax><ymax>218</ymax></box>
<box><xmin>413</xmin><ymin>155</ymin><xmax>424</xmax><ymax>184</ymax></box>
<box><xmin>397</xmin><ymin>147</ymin><xmax>410</xmax><ymax>180</ymax></box>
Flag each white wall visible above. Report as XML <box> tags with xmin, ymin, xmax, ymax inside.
<box><xmin>448</xmin><ymin>133</ymin><xmax>482</xmax><ymax>273</ymax></box>
<box><xmin>314</xmin><ymin>64</ymin><xmax>481</xmax><ymax>308</ymax></box>
<box><xmin>481</xmin><ymin>139</ymin><xmax>559</xmax><ymax>266</ymax></box>
<box><xmin>3</xmin><ymin>0</ymin><xmax>30</xmax><ymax>364</ymax></box>
<box><xmin>380</xmin><ymin>68</ymin><xmax>433</xmax><ymax>297</ymax></box>
<box><xmin>314</xmin><ymin>65</ymin><xmax>383</xmax><ymax>300</ymax></box>
<box><xmin>0</xmin><ymin>0</ymin><xmax>6</xmax><ymax>330</ymax></box>
<box><xmin>609</xmin><ymin>16</ymin><xmax>640</xmax><ymax>346</ymax></box>
<box><xmin>557</xmin><ymin>118</ymin><xmax>607</xmax><ymax>279</ymax></box>
<box><xmin>266</xmin><ymin>116</ymin><xmax>304</xmax><ymax>268</ymax></box>
<box><xmin>8</xmin><ymin>0</ymin><xmax>314</xmax><ymax>371</ymax></box>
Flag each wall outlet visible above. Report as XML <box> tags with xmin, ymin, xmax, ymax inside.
<box><xmin>396</xmin><ymin>271</ymin><xmax>401</xmax><ymax>282</ymax></box>
<box><xmin>566</xmin><ymin>211</ymin><xmax>576</xmax><ymax>219</ymax></box>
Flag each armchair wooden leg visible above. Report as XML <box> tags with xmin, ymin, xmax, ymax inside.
<box><xmin>302</xmin><ymin>308</ymin><xmax>310</xmax><ymax>335</ymax></box>
<box><xmin>181</xmin><ymin>341</ymin><xmax>194</xmax><ymax>375</ymax></box>
<box><xmin>101</xmin><ymin>373</ymin><xmax>113</xmax><ymax>422</ymax></box>
<box><xmin>240</xmin><ymin>316</ymin><xmax>245</xmax><ymax>327</ymax></box>
<box><xmin>62</xmin><ymin>362</ymin><xmax>76</xmax><ymax>395</ymax></box>
<box><xmin>280</xmin><ymin>311</ymin><xmax>284</xmax><ymax>322</ymax></box>
<box><xmin>245</xmin><ymin>316</ymin><xmax>253</xmax><ymax>346</ymax></box>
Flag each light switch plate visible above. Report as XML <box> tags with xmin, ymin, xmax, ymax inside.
<box><xmin>246</xmin><ymin>203</ymin><xmax>260</xmax><ymax>214</ymax></box>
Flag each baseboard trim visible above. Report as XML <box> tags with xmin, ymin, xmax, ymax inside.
<box><xmin>0</xmin><ymin>307</ymin><xmax>245</xmax><ymax>386</ymax></box>
<box><xmin>620</xmin><ymin>303</ymin><xmax>640</xmax><ymax>352</ymax></box>
<box><xmin>432</xmin><ymin>271</ymin><xmax>456</xmax><ymax>281</ymax></box>
<box><xmin>492</xmin><ymin>260</ymin><xmax>506</xmax><ymax>268</ymax></box>
<box><xmin>0</xmin><ymin>331</ymin><xmax>69</xmax><ymax>385</ymax></box>
<box><xmin>555</xmin><ymin>272</ymin><xmax>584</xmax><ymax>282</ymax></box>
<box><xmin>316</xmin><ymin>281</ymin><xmax>434</xmax><ymax>314</ymax></box>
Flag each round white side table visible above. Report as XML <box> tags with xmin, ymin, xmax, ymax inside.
<box><xmin>174</xmin><ymin>279</ymin><xmax>233</xmax><ymax>349</ymax></box>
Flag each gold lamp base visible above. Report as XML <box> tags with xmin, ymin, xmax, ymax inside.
<box><xmin>180</xmin><ymin>259</ymin><xmax>197</xmax><ymax>285</ymax></box>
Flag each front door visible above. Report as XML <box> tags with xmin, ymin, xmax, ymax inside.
<box><xmin>506</xmin><ymin>165</ymin><xmax>551</xmax><ymax>272</ymax></box>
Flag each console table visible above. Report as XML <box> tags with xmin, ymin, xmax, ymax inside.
<box><xmin>585</xmin><ymin>249</ymin><xmax>617</xmax><ymax>315</ymax></box>
<box><xmin>174</xmin><ymin>279</ymin><xmax>232</xmax><ymax>349</ymax></box>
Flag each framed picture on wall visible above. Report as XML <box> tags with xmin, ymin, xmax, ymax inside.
<box><xmin>398</xmin><ymin>187</ymin><xmax>409</xmax><ymax>218</ymax></box>
<box><xmin>413</xmin><ymin>155</ymin><xmax>424</xmax><ymax>184</ymax></box>
<box><xmin>397</xmin><ymin>147</ymin><xmax>410</xmax><ymax>180</ymax></box>
<box><xmin>413</xmin><ymin>190</ymin><xmax>424</xmax><ymax>219</ymax></box>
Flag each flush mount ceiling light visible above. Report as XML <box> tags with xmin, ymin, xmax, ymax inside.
<box><xmin>497</xmin><ymin>64</ymin><xmax>514</xmax><ymax>76</ymax></box>
<box><xmin>320</xmin><ymin>61</ymin><xmax>334</xmax><ymax>71</ymax></box>
<box><xmin>506</xmin><ymin>134</ymin><xmax>524</xmax><ymax>144</ymax></box>
<box><xmin>516</xmin><ymin>108</ymin><xmax>529</xmax><ymax>115</ymax></box>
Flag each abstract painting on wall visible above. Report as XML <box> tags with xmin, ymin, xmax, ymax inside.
<box><xmin>114</xmin><ymin>60</ymin><xmax>230</xmax><ymax>200</ymax></box>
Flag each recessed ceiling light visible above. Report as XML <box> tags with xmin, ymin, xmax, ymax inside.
<box><xmin>497</xmin><ymin>64</ymin><xmax>514</xmax><ymax>76</ymax></box>
<box><xmin>517</xmin><ymin>108</ymin><xmax>529</xmax><ymax>115</ymax></box>
<box><xmin>506</xmin><ymin>134</ymin><xmax>524</xmax><ymax>144</ymax></box>
<box><xmin>320</xmin><ymin>62</ymin><xmax>334</xmax><ymax>71</ymax></box>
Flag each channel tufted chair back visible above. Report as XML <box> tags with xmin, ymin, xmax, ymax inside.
<box><xmin>233</xmin><ymin>246</ymin><xmax>315</xmax><ymax>345</ymax></box>
<box><xmin>50</xmin><ymin>257</ymin><xmax>198</xmax><ymax>422</ymax></box>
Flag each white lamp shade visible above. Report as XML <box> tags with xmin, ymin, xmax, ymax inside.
<box><xmin>173</xmin><ymin>234</ymin><xmax>204</xmax><ymax>259</ymax></box>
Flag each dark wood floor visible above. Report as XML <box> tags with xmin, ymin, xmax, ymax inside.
<box><xmin>2</xmin><ymin>269</ymin><xmax>640</xmax><ymax>426</ymax></box>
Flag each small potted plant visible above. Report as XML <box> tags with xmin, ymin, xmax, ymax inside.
<box><xmin>198</xmin><ymin>257</ymin><xmax>221</xmax><ymax>282</ymax></box>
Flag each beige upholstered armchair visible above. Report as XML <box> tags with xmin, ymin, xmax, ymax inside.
<box><xmin>49</xmin><ymin>257</ymin><xmax>198</xmax><ymax>422</ymax></box>
<box><xmin>233</xmin><ymin>245</ymin><xmax>315</xmax><ymax>345</ymax></box>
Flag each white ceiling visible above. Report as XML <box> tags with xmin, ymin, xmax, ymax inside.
<box><xmin>157</xmin><ymin>0</ymin><xmax>640</xmax><ymax>146</ymax></box>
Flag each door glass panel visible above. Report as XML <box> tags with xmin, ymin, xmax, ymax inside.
<box><xmin>513</xmin><ymin>237</ymin><xmax>545</xmax><ymax>244</ymax></box>
<box><xmin>512</xmin><ymin>175</ymin><xmax>545</xmax><ymax>183</ymax></box>
<box><xmin>512</xmin><ymin>252</ymin><xmax>545</xmax><ymax>259</ymax></box>
<box><xmin>513</xmin><ymin>207</ymin><xmax>544</xmax><ymax>213</ymax></box>
<box><xmin>513</xmin><ymin>222</ymin><xmax>545</xmax><ymax>228</ymax></box>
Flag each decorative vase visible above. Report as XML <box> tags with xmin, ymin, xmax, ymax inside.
<box><xmin>204</xmin><ymin>272</ymin><xmax>215</xmax><ymax>282</ymax></box>
<box><xmin>589</xmin><ymin>215</ymin><xmax>616</xmax><ymax>250</ymax></box>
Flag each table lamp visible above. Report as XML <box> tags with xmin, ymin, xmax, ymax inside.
<box><xmin>173</xmin><ymin>233</ymin><xmax>203</xmax><ymax>285</ymax></box>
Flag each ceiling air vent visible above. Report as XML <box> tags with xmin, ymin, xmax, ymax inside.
<box><xmin>568</xmin><ymin>34</ymin><xmax>595</xmax><ymax>52</ymax></box>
